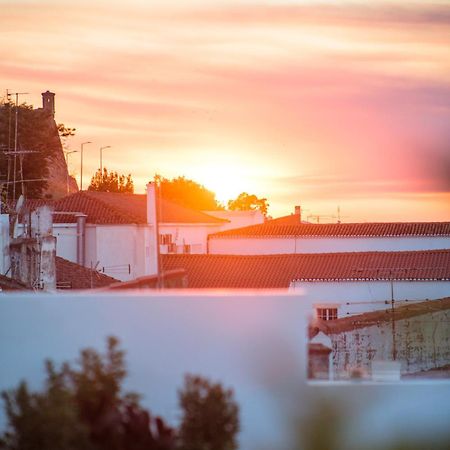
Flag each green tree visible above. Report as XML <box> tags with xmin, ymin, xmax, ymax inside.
<box><xmin>178</xmin><ymin>374</ymin><xmax>239</xmax><ymax>450</ymax></box>
<box><xmin>156</xmin><ymin>175</ymin><xmax>223</xmax><ymax>211</ymax></box>
<box><xmin>0</xmin><ymin>101</ymin><xmax>60</xmax><ymax>199</ymax></box>
<box><xmin>1</xmin><ymin>361</ymin><xmax>93</xmax><ymax>450</ymax></box>
<box><xmin>227</xmin><ymin>192</ymin><xmax>269</xmax><ymax>215</ymax></box>
<box><xmin>1</xmin><ymin>337</ymin><xmax>176</xmax><ymax>450</ymax></box>
<box><xmin>89</xmin><ymin>168</ymin><xmax>134</xmax><ymax>193</ymax></box>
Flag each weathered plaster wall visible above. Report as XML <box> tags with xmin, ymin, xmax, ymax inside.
<box><xmin>330</xmin><ymin>307</ymin><xmax>450</xmax><ymax>377</ymax></box>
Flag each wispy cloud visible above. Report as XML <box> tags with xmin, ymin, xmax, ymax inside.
<box><xmin>1</xmin><ymin>0</ymin><xmax>449</xmax><ymax>220</ymax></box>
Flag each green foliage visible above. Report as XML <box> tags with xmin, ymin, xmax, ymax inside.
<box><xmin>227</xmin><ymin>192</ymin><xmax>269</xmax><ymax>215</ymax></box>
<box><xmin>0</xmin><ymin>101</ymin><xmax>61</xmax><ymax>199</ymax></box>
<box><xmin>156</xmin><ymin>175</ymin><xmax>223</xmax><ymax>211</ymax></box>
<box><xmin>1</xmin><ymin>336</ymin><xmax>176</xmax><ymax>450</ymax></box>
<box><xmin>1</xmin><ymin>339</ymin><xmax>241</xmax><ymax>450</ymax></box>
<box><xmin>178</xmin><ymin>374</ymin><xmax>240</xmax><ymax>450</ymax></box>
<box><xmin>89</xmin><ymin>168</ymin><xmax>134</xmax><ymax>193</ymax></box>
<box><xmin>1</xmin><ymin>361</ymin><xmax>92</xmax><ymax>450</ymax></box>
<box><xmin>69</xmin><ymin>336</ymin><xmax>127</xmax><ymax>450</ymax></box>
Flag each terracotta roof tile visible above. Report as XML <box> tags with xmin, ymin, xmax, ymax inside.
<box><xmin>210</xmin><ymin>219</ymin><xmax>450</xmax><ymax>238</ymax></box>
<box><xmin>56</xmin><ymin>257</ymin><xmax>120</xmax><ymax>289</ymax></box>
<box><xmin>161</xmin><ymin>249</ymin><xmax>450</xmax><ymax>288</ymax></box>
<box><xmin>21</xmin><ymin>192</ymin><xmax>227</xmax><ymax>225</ymax></box>
<box><xmin>0</xmin><ymin>275</ymin><xmax>27</xmax><ymax>291</ymax></box>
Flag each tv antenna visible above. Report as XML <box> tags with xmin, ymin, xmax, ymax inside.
<box><xmin>10</xmin><ymin>91</ymin><xmax>29</xmax><ymax>203</ymax></box>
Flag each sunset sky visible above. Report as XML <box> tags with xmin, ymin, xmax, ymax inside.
<box><xmin>1</xmin><ymin>0</ymin><xmax>449</xmax><ymax>221</ymax></box>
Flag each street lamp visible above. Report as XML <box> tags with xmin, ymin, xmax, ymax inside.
<box><xmin>99</xmin><ymin>145</ymin><xmax>111</xmax><ymax>174</ymax></box>
<box><xmin>64</xmin><ymin>150</ymin><xmax>78</xmax><ymax>194</ymax></box>
<box><xmin>80</xmin><ymin>141</ymin><xmax>91</xmax><ymax>191</ymax></box>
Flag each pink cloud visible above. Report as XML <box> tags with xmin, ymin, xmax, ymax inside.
<box><xmin>1</xmin><ymin>1</ymin><xmax>449</xmax><ymax>220</ymax></box>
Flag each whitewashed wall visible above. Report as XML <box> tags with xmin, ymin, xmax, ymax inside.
<box><xmin>159</xmin><ymin>223</ymin><xmax>223</xmax><ymax>254</ymax></box>
<box><xmin>290</xmin><ymin>280</ymin><xmax>450</xmax><ymax>316</ymax></box>
<box><xmin>54</xmin><ymin>223</ymin><xmax>157</xmax><ymax>282</ymax></box>
<box><xmin>209</xmin><ymin>236</ymin><xmax>450</xmax><ymax>255</ymax></box>
<box><xmin>95</xmin><ymin>225</ymin><xmax>144</xmax><ymax>281</ymax></box>
<box><xmin>204</xmin><ymin>210</ymin><xmax>264</xmax><ymax>231</ymax></box>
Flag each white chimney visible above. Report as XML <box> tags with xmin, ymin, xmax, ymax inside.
<box><xmin>145</xmin><ymin>182</ymin><xmax>159</xmax><ymax>277</ymax></box>
<box><xmin>75</xmin><ymin>213</ymin><xmax>87</xmax><ymax>266</ymax></box>
<box><xmin>294</xmin><ymin>205</ymin><xmax>301</xmax><ymax>222</ymax></box>
<box><xmin>0</xmin><ymin>215</ymin><xmax>10</xmax><ymax>275</ymax></box>
<box><xmin>40</xmin><ymin>235</ymin><xmax>57</xmax><ymax>292</ymax></box>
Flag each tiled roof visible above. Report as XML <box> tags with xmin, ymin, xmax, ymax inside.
<box><xmin>161</xmin><ymin>249</ymin><xmax>450</xmax><ymax>288</ymax></box>
<box><xmin>56</xmin><ymin>257</ymin><xmax>120</xmax><ymax>289</ymax></box>
<box><xmin>316</xmin><ymin>297</ymin><xmax>450</xmax><ymax>334</ymax></box>
<box><xmin>209</xmin><ymin>220</ymin><xmax>450</xmax><ymax>238</ymax></box>
<box><xmin>20</xmin><ymin>191</ymin><xmax>227</xmax><ymax>225</ymax></box>
<box><xmin>0</xmin><ymin>274</ymin><xmax>27</xmax><ymax>291</ymax></box>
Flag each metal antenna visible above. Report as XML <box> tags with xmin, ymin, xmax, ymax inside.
<box><xmin>11</xmin><ymin>92</ymin><xmax>29</xmax><ymax>203</ymax></box>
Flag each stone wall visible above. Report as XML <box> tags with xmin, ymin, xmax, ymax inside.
<box><xmin>41</xmin><ymin>113</ymin><xmax>78</xmax><ymax>199</ymax></box>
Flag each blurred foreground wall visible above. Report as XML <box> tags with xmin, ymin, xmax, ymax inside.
<box><xmin>0</xmin><ymin>291</ymin><xmax>449</xmax><ymax>450</ymax></box>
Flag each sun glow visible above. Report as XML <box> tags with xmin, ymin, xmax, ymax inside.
<box><xmin>189</xmin><ymin>155</ymin><xmax>266</xmax><ymax>205</ymax></box>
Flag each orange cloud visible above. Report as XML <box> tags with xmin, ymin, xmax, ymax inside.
<box><xmin>1</xmin><ymin>1</ymin><xmax>449</xmax><ymax>220</ymax></box>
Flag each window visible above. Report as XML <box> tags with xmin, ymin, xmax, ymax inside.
<box><xmin>159</xmin><ymin>234</ymin><xmax>172</xmax><ymax>245</ymax></box>
<box><xmin>316</xmin><ymin>307</ymin><xmax>338</xmax><ymax>321</ymax></box>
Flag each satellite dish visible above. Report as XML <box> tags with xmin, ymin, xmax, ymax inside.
<box><xmin>13</xmin><ymin>195</ymin><xmax>25</xmax><ymax>238</ymax></box>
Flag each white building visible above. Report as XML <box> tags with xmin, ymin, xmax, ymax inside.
<box><xmin>208</xmin><ymin>212</ymin><xmax>450</xmax><ymax>255</ymax></box>
<box><xmin>19</xmin><ymin>185</ymin><xmax>264</xmax><ymax>281</ymax></box>
<box><xmin>161</xmin><ymin>250</ymin><xmax>450</xmax><ymax>317</ymax></box>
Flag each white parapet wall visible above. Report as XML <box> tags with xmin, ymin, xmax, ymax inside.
<box><xmin>1</xmin><ymin>292</ymin><xmax>450</xmax><ymax>449</ymax></box>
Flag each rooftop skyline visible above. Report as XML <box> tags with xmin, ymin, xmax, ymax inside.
<box><xmin>1</xmin><ymin>0</ymin><xmax>449</xmax><ymax>221</ymax></box>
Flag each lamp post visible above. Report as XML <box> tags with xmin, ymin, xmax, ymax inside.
<box><xmin>80</xmin><ymin>141</ymin><xmax>91</xmax><ymax>191</ymax></box>
<box><xmin>64</xmin><ymin>150</ymin><xmax>78</xmax><ymax>194</ymax></box>
<box><xmin>99</xmin><ymin>145</ymin><xmax>111</xmax><ymax>174</ymax></box>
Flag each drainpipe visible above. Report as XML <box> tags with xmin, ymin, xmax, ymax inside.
<box><xmin>75</xmin><ymin>213</ymin><xmax>87</xmax><ymax>266</ymax></box>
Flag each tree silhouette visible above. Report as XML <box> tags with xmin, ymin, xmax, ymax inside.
<box><xmin>89</xmin><ymin>168</ymin><xmax>134</xmax><ymax>193</ymax></box>
<box><xmin>1</xmin><ymin>361</ymin><xmax>93</xmax><ymax>450</ymax></box>
<box><xmin>227</xmin><ymin>192</ymin><xmax>268</xmax><ymax>215</ymax></box>
<box><xmin>156</xmin><ymin>175</ymin><xmax>223</xmax><ymax>211</ymax></box>
<box><xmin>1</xmin><ymin>337</ymin><xmax>175</xmax><ymax>450</ymax></box>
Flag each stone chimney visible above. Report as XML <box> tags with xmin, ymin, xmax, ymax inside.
<box><xmin>295</xmin><ymin>205</ymin><xmax>301</xmax><ymax>222</ymax></box>
<box><xmin>42</xmin><ymin>90</ymin><xmax>55</xmax><ymax>116</ymax></box>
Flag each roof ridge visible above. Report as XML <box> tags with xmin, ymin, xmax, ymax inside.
<box><xmin>164</xmin><ymin>248</ymin><xmax>450</xmax><ymax>258</ymax></box>
<box><xmin>53</xmin><ymin>191</ymin><xmax>125</xmax><ymax>222</ymax></box>
<box><xmin>82</xmin><ymin>191</ymin><xmax>145</xmax><ymax>224</ymax></box>
<box><xmin>321</xmin><ymin>297</ymin><xmax>450</xmax><ymax>334</ymax></box>
<box><xmin>209</xmin><ymin>220</ymin><xmax>450</xmax><ymax>238</ymax></box>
